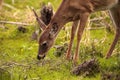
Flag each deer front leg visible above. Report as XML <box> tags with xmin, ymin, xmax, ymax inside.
<box><xmin>66</xmin><ymin>20</ymin><xmax>79</xmax><ymax>60</ymax></box>
<box><xmin>106</xmin><ymin>7</ymin><xmax>120</xmax><ymax>58</ymax></box>
<box><xmin>73</xmin><ymin>13</ymin><xmax>90</xmax><ymax>63</ymax></box>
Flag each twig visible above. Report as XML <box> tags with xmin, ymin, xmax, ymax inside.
<box><xmin>11</xmin><ymin>62</ymin><xmax>30</xmax><ymax>67</ymax></box>
<box><xmin>86</xmin><ymin>27</ymin><xmax>106</xmax><ymax>30</ymax></box>
<box><xmin>3</xmin><ymin>3</ymin><xmax>17</xmax><ymax>10</ymax></box>
<box><xmin>90</xmin><ymin>17</ymin><xmax>105</xmax><ymax>22</ymax></box>
<box><xmin>0</xmin><ymin>21</ymin><xmax>32</xmax><ymax>26</ymax></box>
<box><xmin>32</xmin><ymin>8</ymin><xmax>46</xmax><ymax>30</ymax></box>
<box><xmin>0</xmin><ymin>62</ymin><xmax>30</xmax><ymax>68</ymax></box>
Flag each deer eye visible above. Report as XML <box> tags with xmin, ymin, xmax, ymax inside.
<box><xmin>41</xmin><ymin>41</ymin><xmax>48</xmax><ymax>48</ymax></box>
<box><xmin>42</xmin><ymin>42</ymin><xmax>47</xmax><ymax>46</ymax></box>
<box><xmin>39</xmin><ymin>41</ymin><xmax>48</xmax><ymax>53</ymax></box>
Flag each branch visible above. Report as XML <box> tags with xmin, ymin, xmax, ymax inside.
<box><xmin>0</xmin><ymin>62</ymin><xmax>30</xmax><ymax>68</ymax></box>
<box><xmin>90</xmin><ymin>17</ymin><xmax>105</xmax><ymax>22</ymax></box>
<box><xmin>0</xmin><ymin>21</ymin><xmax>31</xmax><ymax>26</ymax></box>
<box><xmin>32</xmin><ymin>8</ymin><xmax>46</xmax><ymax>31</ymax></box>
<box><xmin>86</xmin><ymin>27</ymin><xmax>106</xmax><ymax>30</ymax></box>
<box><xmin>3</xmin><ymin>3</ymin><xmax>17</xmax><ymax>10</ymax></box>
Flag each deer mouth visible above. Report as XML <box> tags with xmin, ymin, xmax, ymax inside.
<box><xmin>37</xmin><ymin>54</ymin><xmax>46</xmax><ymax>60</ymax></box>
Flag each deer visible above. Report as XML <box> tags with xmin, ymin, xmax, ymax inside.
<box><xmin>34</xmin><ymin>0</ymin><xmax>120</xmax><ymax>63</ymax></box>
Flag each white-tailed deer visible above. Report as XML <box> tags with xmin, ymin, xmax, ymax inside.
<box><xmin>35</xmin><ymin>0</ymin><xmax>120</xmax><ymax>63</ymax></box>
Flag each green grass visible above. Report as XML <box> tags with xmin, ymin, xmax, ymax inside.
<box><xmin>0</xmin><ymin>0</ymin><xmax>120</xmax><ymax>80</ymax></box>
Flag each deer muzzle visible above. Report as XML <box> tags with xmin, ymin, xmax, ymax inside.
<box><xmin>37</xmin><ymin>54</ymin><xmax>46</xmax><ymax>60</ymax></box>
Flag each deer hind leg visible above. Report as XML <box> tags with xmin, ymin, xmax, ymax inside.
<box><xmin>66</xmin><ymin>20</ymin><xmax>79</xmax><ymax>60</ymax></box>
<box><xmin>106</xmin><ymin>7</ymin><xmax>120</xmax><ymax>58</ymax></box>
<box><xmin>73</xmin><ymin>13</ymin><xmax>90</xmax><ymax>63</ymax></box>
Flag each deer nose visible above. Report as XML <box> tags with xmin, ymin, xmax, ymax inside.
<box><xmin>37</xmin><ymin>54</ymin><xmax>45</xmax><ymax>60</ymax></box>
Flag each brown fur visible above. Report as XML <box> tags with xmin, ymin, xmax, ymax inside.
<box><xmin>37</xmin><ymin>0</ymin><xmax>120</xmax><ymax>63</ymax></box>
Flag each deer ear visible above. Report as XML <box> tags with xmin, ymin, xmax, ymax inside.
<box><xmin>49</xmin><ymin>23</ymin><xmax>58</xmax><ymax>39</ymax></box>
<box><xmin>32</xmin><ymin>9</ymin><xmax>46</xmax><ymax>31</ymax></box>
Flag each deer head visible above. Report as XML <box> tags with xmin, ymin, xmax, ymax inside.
<box><xmin>37</xmin><ymin>0</ymin><xmax>93</xmax><ymax>60</ymax></box>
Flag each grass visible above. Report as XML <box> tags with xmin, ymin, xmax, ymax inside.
<box><xmin>0</xmin><ymin>0</ymin><xmax>120</xmax><ymax>80</ymax></box>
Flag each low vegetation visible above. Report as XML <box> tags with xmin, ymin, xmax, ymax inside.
<box><xmin>0</xmin><ymin>0</ymin><xmax>120</xmax><ymax>80</ymax></box>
